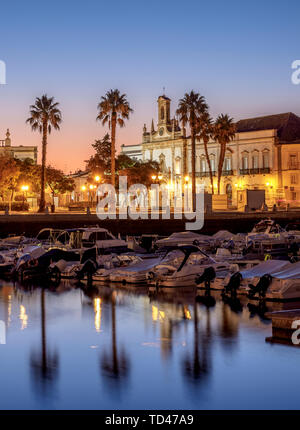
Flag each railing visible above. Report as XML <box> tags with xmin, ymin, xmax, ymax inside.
<box><xmin>222</xmin><ymin>169</ymin><xmax>233</xmax><ymax>176</ymax></box>
<box><xmin>239</xmin><ymin>167</ymin><xmax>270</xmax><ymax>175</ymax></box>
<box><xmin>288</xmin><ymin>163</ymin><xmax>300</xmax><ymax>170</ymax></box>
<box><xmin>260</xmin><ymin>167</ymin><xmax>270</xmax><ymax>174</ymax></box>
<box><xmin>199</xmin><ymin>171</ymin><xmax>216</xmax><ymax>177</ymax></box>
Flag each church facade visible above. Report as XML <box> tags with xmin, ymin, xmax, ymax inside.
<box><xmin>129</xmin><ymin>95</ymin><xmax>300</xmax><ymax>208</ymax></box>
<box><xmin>0</xmin><ymin>129</ymin><xmax>37</xmax><ymax>163</ymax></box>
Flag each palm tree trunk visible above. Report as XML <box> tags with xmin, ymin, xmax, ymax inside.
<box><xmin>191</xmin><ymin>126</ymin><xmax>196</xmax><ymax>211</ymax></box>
<box><xmin>111</xmin><ymin>113</ymin><xmax>116</xmax><ymax>187</ymax></box>
<box><xmin>38</xmin><ymin>121</ymin><xmax>47</xmax><ymax>212</ymax></box>
<box><xmin>217</xmin><ymin>143</ymin><xmax>225</xmax><ymax>194</ymax></box>
<box><xmin>203</xmin><ymin>138</ymin><xmax>214</xmax><ymax>194</ymax></box>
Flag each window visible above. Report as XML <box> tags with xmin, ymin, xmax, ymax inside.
<box><xmin>175</xmin><ymin>157</ymin><xmax>181</xmax><ymax>174</ymax></box>
<box><xmin>252</xmin><ymin>154</ymin><xmax>259</xmax><ymax>169</ymax></box>
<box><xmin>210</xmin><ymin>157</ymin><xmax>215</xmax><ymax>172</ymax></box>
<box><xmin>242</xmin><ymin>156</ymin><xmax>248</xmax><ymax>170</ymax></box>
<box><xmin>161</xmin><ymin>107</ymin><xmax>164</xmax><ymax>121</ymax></box>
<box><xmin>289</xmin><ymin>154</ymin><xmax>297</xmax><ymax>169</ymax></box>
<box><xmin>263</xmin><ymin>152</ymin><xmax>269</xmax><ymax>169</ymax></box>
<box><xmin>200</xmin><ymin>157</ymin><xmax>206</xmax><ymax>173</ymax></box>
<box><xmin>291</xmin><ymin>174</ymin><xmax>298</xmax><ymax>185</ymax></box>
<box><xmin>224</xmin><ymin>157</ymin><xmax>231</xmax><ymax>171</ymax></box>
<box><xmin>292</xmin><ymin>191</ymin><xmax>297</xmax><ymax>201</ymax></box>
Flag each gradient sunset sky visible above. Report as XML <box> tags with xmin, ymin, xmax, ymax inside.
<box><xmin>0</xmin><ymin>0</ymin><xmax>300</xmax><ymax>172</ymax></box>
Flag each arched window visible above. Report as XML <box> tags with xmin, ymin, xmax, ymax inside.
<box><xmin>251</xmin><ymin>150</ymin><xmax>259</xmax><ymax>173</ymax></box>
<box><xmin>200</xmin><ymin>156</ymin><xmax>206</xmax><ymax>174</ymax></box>
<box><xmin>161</xmin><ymin>107</ymin><xmax>164</xmax><ymax>121</ymax></box>
<box><xmin>209</xmin><ymin>154</ymin><xmax>216</xmax><ymax>173</ymax></box>
<box><xmin>262</xmin><ymin>149</ymin><xmax>270</xmax><ymax>170</ymax></box>
<box><xmin>175</xmin><ymin>156</ymin><xmax>181</xmax><ymax>174</ymax></box>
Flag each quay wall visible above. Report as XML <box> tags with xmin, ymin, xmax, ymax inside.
<box><xmin>0</xmin><ymin>211</ymin><xmax>299</xmax><ymax>237</ymax></box>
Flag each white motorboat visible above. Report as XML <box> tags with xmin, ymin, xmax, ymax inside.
<box><xmin>249</xmin><ymin>261</ymin><xmax>300</xmax><ymax>301</ymax></box>
<box><xmin>151</xmin><ymin>245</ymin><xmax>230</xmax><ymax>288</ymax></box>
<box><xmin>154</xmin><ymin>231</ymin><xmax>212</xmax><ymax>250</ymax></box>
<box><xmin>247</xmin><ymin>218</ymin><xmax>285</xmax><ymax>241</ymax></box>
<box><xmin>212</xmin><ymin>259</ymin><xmax>291</xmax><ymax>292</ymax></box>
<box><xmin>36</xmin><ymin>226</ymin><xmax>129</xmax><ymax>253</ymax></box>
<box><xmin>92</xmin><ymin>255</ymin><xmax>142</xmax><ymax>282</ymax></box>
<box><xmin>109</xmin><ymin>256</ymin><xmax>162</xmax><ymax>284</ymax></box>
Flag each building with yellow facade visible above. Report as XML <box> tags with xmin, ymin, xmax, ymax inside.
<box><xmin>122</xmin><ymin>95</ymin><xmax>300</xmax><ymax>208</ymax></box>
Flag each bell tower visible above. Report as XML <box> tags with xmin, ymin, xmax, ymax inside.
<box><xmin>157</xmin><ymin>95</ymin><xmax>171</xmax><ymax>128</ymax></box>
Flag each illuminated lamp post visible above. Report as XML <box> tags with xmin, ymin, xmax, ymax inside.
<box><xmin>21</xmin><ymin>185</ymin><xmax>29</xmax><ymax>206</ymax></box>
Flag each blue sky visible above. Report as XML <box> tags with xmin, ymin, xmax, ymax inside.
<box><xmin>0</xmin><ymin>0</ymin><xmax>300</xmax><ymax>171</ymax></box>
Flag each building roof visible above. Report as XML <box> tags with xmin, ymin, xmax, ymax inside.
<box><xmin>236</xmin><ymin>112</ymin><xmax>300</xmax><ymax>142</ymax></box>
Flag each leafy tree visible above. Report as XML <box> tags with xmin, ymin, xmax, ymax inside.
<box><xmin>176</xmin><ymin>91</ymin><xmax>208</xmax><ymax>210</ymax></box>
<box><xmin>118</xmin><ymin>160</ymin><xmax>160</xmax><ymax>188</ymax></box>
<box><xmin>87</xmin><ymin>133</ymin><xmax>111</xmax><ymax>174</ymax></box>
<box><xmin>45</xmin><ymin>166</ymin><xmax>75</xmax><ymax>205</ymax></box>
<box><xmin>0</xmin><ymin>155</ymin><xmax>20</xmax><ymax>203</ymax></box>
<box><xmin>96</xmin><ymin>89</ymin><xmax>133</xmax><ymax>186</ymax></box>
<box><xmin>26</xmin><ymin>95</ymin><xmax>62</xmax><ymax>212</ymax></box>
<box><xmin>116</xmin><ymin>154</ymin><xmax>136</xmax><ymax>171</ymax></box>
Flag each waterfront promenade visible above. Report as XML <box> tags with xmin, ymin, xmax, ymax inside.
<box><xmin>0</xmin><ymin>209</ymin><xmax>299</xmax><ymax>237</ymax></box>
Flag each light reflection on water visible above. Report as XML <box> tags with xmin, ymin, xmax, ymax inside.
<box><xmin>0</xmin><ymin>280</ymin><xmax>300</xmax><ymax>410</ymax></box>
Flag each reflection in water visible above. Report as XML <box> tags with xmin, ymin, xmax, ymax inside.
<box><xmin>30</xmin><ymin>289</ymin><xmax>59</xmax><ymax>396</ymax></box>
<box><xmin>93</xmin><ymin>297</ymin><xmax>102</xmax><ymax>332</ymax></box>
<box><xmin>1</xmin><ymin>280</ymin><xmax>300</xmax><ymax>409</ymax></box>
<box><xmin>100</xmin><ymin>291</ymin><xmax>130</xmax><ymax>391</ymax></box>
<box><xmin>182</xmin><ymin>302</ymin><xmax>211</xmax><ymax>385</ymax></box>
<box><xmin>19</xmin><ymin>305</ymin><xmax>28</xmax><ymax>330</ymax></box>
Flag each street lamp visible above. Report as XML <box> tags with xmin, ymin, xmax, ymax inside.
<box><xmin>95</xmin><ymin>175</ymin><xmax>100</xmax><ymax>183</ymax></box>
<box><xmin>21</xmin><ymin>185</ymin><xmax>29</xmax><ymax>206</ymax></box>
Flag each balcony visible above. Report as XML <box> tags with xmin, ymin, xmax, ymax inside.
<box><xmin>288</xmin><ymin>163</ymin><xmax>300</xmax><ymax>170</ymax></box>
<box><xmin>222</xmin><ymin>169</ymin><xmax>233</xmax><ymax>176</ymax></box>
<box><xmin>239</xmin><ymin>168</ymin><xmax>249</xmax><ymax>175</ymax></box>
<box><xmin>198</xmin><ymin>171</ymin><xmax>216</xmax><ymax>177</ymax></box>
<box><xmin>260</xmin><ymin>167</ymin><xmax>270</xmax><ymax>174</ymax></box>
<box><xmin>239</xmin><ymin>167</ymin><xmax>270</xmax><ymax>175</ymax></box>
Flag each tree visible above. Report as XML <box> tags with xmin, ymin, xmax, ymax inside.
<box><xmin>213</xmin><ymin>114</ymin><xmax>236</xmax><ymax>194</ymax></box>
<box><xmin>45</xmin><ymin>166</ymin><xmax>75</xmax><ymax>205</ymax></box>
<box><xmin>118</xmin><ymin>160</ymin><xmax>160</xmax><ymax>188</ymax></box>
<box><xmin>96</xmin><ymin>89</ymin><xmax>133</xmax><ymax>187</ymax></box>
<box><xmin>116</xmin><ymin>154</ymin><xmax>136</xmax><ymax>171</ymax></box>
<box><xmin>176</xmin><ymin>91</ymin><xmax>208</xmax><ymax>210</ymax></box>
<box><xmin>197</xmin><ymin>112</ymin><xmax>214</xmax><ymax>193</ymax></box>
<box><xmin>16</xmin><ymin>159</ymin><xmax>41</xmax><ymax>194</ymax></box>
<box><xmin>26</xmin><ymin>95</ymin><xmax>62</xmax><ymax>212</ymax></box>
<box><xmin>87</xmin><ymin>133</ymin><xmax>112</xmax><ymax>175</ymax></box>
<box><xmin>0</xmin><ymin>155</ymin><xmax>20</xmax><ymax>204</ymax></box>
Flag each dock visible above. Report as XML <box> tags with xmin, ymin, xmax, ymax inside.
<box><xmin>266</xmin><ymin>309</ymin><xmax>300</xmax><ymax>346</ymax></box>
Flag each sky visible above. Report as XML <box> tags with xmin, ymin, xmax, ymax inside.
<box><xmin>0</xmin><ymin>0</ymin><xmax>300</xmax><ymax>172</ymax></box>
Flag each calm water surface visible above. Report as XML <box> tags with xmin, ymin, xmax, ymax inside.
<box><xmin>0</xmin><ymin>280</ymin><xmax>300</xmax><ymax>410</ymax></box>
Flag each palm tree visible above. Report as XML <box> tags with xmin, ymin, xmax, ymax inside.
<box><xmin>197</xmin><ymin>112</ymin><xmax>214</xmax><ymax>193</ymax></box>
<box><xmin>96</xmin><ymin>89</ymin><xmax>133</xmax><ymax>187</ymax></box>
<box><xmin>26</xmin><ymin>95</ymin><xmax>62</xmax><ymax>212</ymax></box>
<box><xmin>176</xmin><ymin>91</ymin><xmax>208</xmax><ymax>211</ymax></box>
<box><xmin>213</xmin><ymin>114</ymin><xmax>236</xmax><ymax>194</ymax></box>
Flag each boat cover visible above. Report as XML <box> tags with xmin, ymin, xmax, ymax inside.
<box><xmin>240</xmin><ymin>260</ymin><xmax>291</xmax><ymax>279</ymax></box>
<box><xmin>271</xmin><ymin>261</ymin><xmax>300</xmax><ymax>279</ymax></box>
